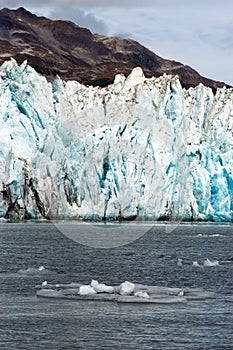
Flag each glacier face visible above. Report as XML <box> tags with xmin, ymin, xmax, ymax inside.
<box><xmin>0</xmin><ymin>59</ymin><xmax>232</xmax><ymax>222</ymax></box>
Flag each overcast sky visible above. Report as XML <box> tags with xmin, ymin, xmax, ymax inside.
<box><xmin>1</xmin><ymin>0</ymin><xmax>232</xmax><ymax>85</ymax></box>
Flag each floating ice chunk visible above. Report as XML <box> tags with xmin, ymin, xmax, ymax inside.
<box><xmin>42</xmin><ymin>280</ymin><xmax>47</xmax><ymax>286</ymax></box>
<box><xmin>79</xmin><ymin>285</ymin><xmax>96</xmax><ymax>295</ymax></box>
<box><xmin>192</xmin><ymin>261</ymin><xmax>201</xmax><ymax>267</ymax></box>
<box><xmin>18</xmin><ymin>267</ymin><xmax>47</xmax><ymax>275</ymax></box>
<box><xmin>38</xmin><ymin>266</ymin><xmax>45</xmax><ymax>271</ymax></box>
<box><xmin>90</xmin><ymin>280</ymin><xmax>114</xmax><ymax>294</ymax></box>
<box><xmin>204</xmin><ymin>258</ymin><xmax>219</xmax><ymax>267</ymax></box>
<box><xmin>90</xmin><ymin>280</ymin><xmax>98</xmax><ymax>288</ymax></box>
<box><xmin>18</xmin><ymin>267</ymin><xmax>35</xmax><ymax>275</ymax></box>
<box><xmin>196</xmin><ymin>234</ymin><xmax>223</xmax><ymax>238</ymax></box>
<box><xmin>102</xmin><ymin>285</ymin><xmax>115</xmax><ymax>294</ymax></box>
<box><xmin>177</xmin><ymin>258</ymin><xmax>183</xmax><ymax>266</ymax></box>
<box><xmin>134</xmin><ymin>291</ymin><xmax>150</xmax><ymax>299</ymax></box>
<box><xmin>119</xmin><ymin>281</ymin><xmax>135</xmax><ymax>295</ymax></box>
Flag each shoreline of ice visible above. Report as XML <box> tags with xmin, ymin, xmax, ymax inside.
<box><xmin>0</xmin><ymin>220</ymin><xmax>232</xmax><ymax>226</ymax></box>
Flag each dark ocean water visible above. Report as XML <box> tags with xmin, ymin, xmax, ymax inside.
<box><xmin>0</xmin><ymin>223</ymin><xmax>232</xmax><ymax>350</ymax></box>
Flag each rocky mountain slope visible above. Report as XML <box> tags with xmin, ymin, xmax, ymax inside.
<box><xmin>0</xmin><ymin>7</ymin><xmax>230</xmax><ymax>91</ymax></box>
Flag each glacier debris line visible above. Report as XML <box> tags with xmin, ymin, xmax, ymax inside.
<box><xmin>0</xmin><ymin>60</ymin><xmax>232</xmax><ymax>222</ymax></box>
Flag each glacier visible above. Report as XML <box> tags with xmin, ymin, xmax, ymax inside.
<box><xmin>0</xmin><ymin>59</ymin><xmax>232</xmax><ymax>222</ymax></box>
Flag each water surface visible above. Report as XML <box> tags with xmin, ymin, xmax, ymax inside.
<box><xmin>0</xmin><ymin>223</ymin><xmax>232</xmax><ymax>349</ymax></box>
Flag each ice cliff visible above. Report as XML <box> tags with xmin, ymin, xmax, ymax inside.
<box><xmin>0</xmin><ymin>59</ymin><xmax>232</xmax><ymax>221</ymax></box>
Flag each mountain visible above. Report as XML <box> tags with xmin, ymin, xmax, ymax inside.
<box><xmin>0</xmin><ymin>7</ymin><xmax>230</xmax><ymax>91</ymax></box>
<box><xmin>0</xmin><ymin>60</ymin><xmax>232</xmax><ymax>222</ymax></box>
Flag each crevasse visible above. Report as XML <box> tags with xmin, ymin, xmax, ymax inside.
<box><xmin>0</xmin><ymin>60</ymin><xmax>232</xmax><ymax>221</ymax></box>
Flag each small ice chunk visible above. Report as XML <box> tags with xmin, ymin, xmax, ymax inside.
<box><xmin>134</xmin><ymin>291</ymin><xmax>150</xmax><ymax>299</ymax></box>
<box><xmin>38</xmin><ymin>266</ymin><xmax>45</xmax><ymax>271</ymax></box>
<box><xmin>42</xmin><ymin>281</ymin><xmax>48</xmax><ymax>286</ymax></box>
<box><xmin>177</xmin><ymin>258</ymin><xmax>183</xmax><ymax>266</ymax></box>
<box><xmin>90</xmin><ymin>280</ymin><xmax>99</xmax><ymax>288</ymax></box>
<box><xmin>192</xmin><ymin>261</ymin><xmax>201</xmax><ymax>267</ymax></box>
<box><xmin>90</xmin><ymin>280</ymin><xmax>114</xmax><ymax>294</ymax></box>
<box><xmin>204</xmin><ymin>258</ymin><xmax>219</xmax><ymax>267</ymax></box>
<box><xmin>178</xmin><ymin>290</ymin><xmax>184</xmax><ymax>296</ymax></box>
<box><xmin>79</xmin><ymin>285</ymin><xmax>96</xmax><ymax>295</ymax></box>
<box><xmin>119</xmin><ymin>281</ymin><xmax>135</xmax><ymax>295</ymax></box>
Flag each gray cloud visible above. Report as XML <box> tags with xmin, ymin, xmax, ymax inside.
<box><xmin>199</xmin><ymin>26</ymin><xmax>233</xmax><ymax>52</ymax></box>
<box><xmin>113</xmin><ymin>32</ymin><xmax>133</xmax><ymax>39</ymax></box>
<box><xmin>50</xmin><ymin>0</ymin><xmax>153</xmax><ymax>5</ymax></box>
<box><xmin>0</xmin><ymin>0</ymin><xmax>109</xmax><ymax>34</ymax></box>
<box><xmin>0</xmin><ymin>0</ymin><xmax>154</xmax><ymax>7</ymax></box>
<box><xmin>49</xmin><ymin>7</ymin><xmax>108</xmax><ymax>34</ymax></box>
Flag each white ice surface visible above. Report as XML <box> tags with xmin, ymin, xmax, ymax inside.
<box><xmin>0</xmin><ymin>59</ymin><xmax>232</xmax><ymax>221</ymax></box>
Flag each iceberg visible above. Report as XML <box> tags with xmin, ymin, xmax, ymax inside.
<box><xmin>0</xmin><ymin>59</ymin><xmax>232</xmax><ymax>222</ymax></box>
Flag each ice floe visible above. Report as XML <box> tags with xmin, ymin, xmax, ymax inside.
<box><xmin>18</xmin><ymin>266</ymin><xmax>52</xmax><ymax>275</ymax></box>
<box><xmin>36</xmin><ymin>279</ymin><xmax>216</xmax><ymax>303</ymax></box>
